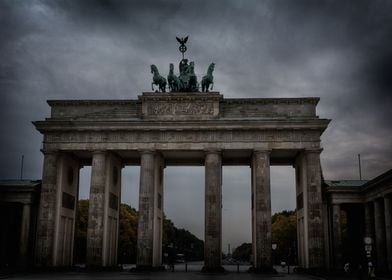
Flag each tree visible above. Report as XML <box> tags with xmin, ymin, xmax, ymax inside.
<box><xmin>73</xmin><ymin>200</ymin><xmax>204</xmax><ymax>264</ymax></box>
<box><xmin>163</xmin><ymin>217</ymin><xmax>204</xmax><ymax>261</ymax></box>
<box><xmin>271</xmin><ymin>210</ymin><xmax>297</xmax><ymax>264</ymax></box>
<box><xmin>232</xmin><ymin>243</ymin><xmax>252</xmax><ymax>262</ymax></box>
<box><xmin>118</xmin><ymin>204</ymin><xmax>138</xmax><ymax>263</ymax></box>
<box><xmin>74</xmin><ymin>199</ymin><xmax>89</xmax><ymax>264</ymax></box>
<box><xmin>231</xmin><ymin>210</ymin><xmax>297</xmax><ymax>265</ymax></box>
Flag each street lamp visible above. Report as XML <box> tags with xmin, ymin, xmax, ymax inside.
<box><xmin>272</xmin><ymin>242</ymin><xmax>277</xmax><ymax>266</ymax></box>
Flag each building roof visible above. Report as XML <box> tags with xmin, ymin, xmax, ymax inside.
<box><xmin>0</xmin><ymin>180</ymin><xmax>41</xmax><ymax>187</ymax></box>
<box><xmin>324</xmin><ymin>180</ymin><xmax>368</xmax><ymax>189</ymax></box>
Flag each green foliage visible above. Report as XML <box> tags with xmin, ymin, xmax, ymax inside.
<box><xmin>118</xmin><ymin>203</ymin><xmax>138</xmax><ymax>263</ymax></box>
<box><xmin>73</xmin><ymin>200</ymin><xmax>204</xmax><ymax>264</ymax></box>
<box><xmin>74</xmin><ymin>199</ymin><xmax>89</xmax><ymax>264</ymax></box>
<box><xmin>163</xmin><ymin>217</ymin><xmax>204</xmax><ymax>261</ymax></box>
<box><xmin>232</xmin><ymin>243</ymin><xmax>252</xmax><ymax>262</ymax></box>
<box><xmin>271</xmin><ymin>210</ymin><xmax>297</xmax><ymax>264</ymax></box>
<box><xmin>231</xmin><ymin>210</ymin><xmax>298</xmax><ymax>264</ymax></box>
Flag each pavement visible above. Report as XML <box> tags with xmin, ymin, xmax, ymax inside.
<box><xmin>1</xmin><ymin>271</ymin><xmax>325</xmax><ymax>280</ymax></box>
<box><xmin>3</xmin><ymin>263</ymin><xmax>390</xmax><ymax>280</ymax></box>
<box><xmin>0</xmin><ymin>264</ymin><xmax>326</xmax><ymax>280</ymax></box>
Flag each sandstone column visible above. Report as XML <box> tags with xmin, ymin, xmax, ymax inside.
<box><xmin>305</xmin><ymin>149</ymin><xmax>324</xmax><ymax>268</ymax></box>
<box><xmin>202</xmin><ymin>150</ymin><xmax>223</xmax><ymax>272</ymax></box>
<box><xmin>35</xmin><ymin>151</ymin><xmax>58</xmax><ymax>267</ymax></box>
<box><xmin>86</xmin><ymin>151</ymin><xmax>122</xmax><ymax>267</ymax></box>
<box><xmin>332</xmin><ymin>204</ymin><xmax>343</xmax><ymax>270</ymax></box>
<box><xmin>364</xmin><ymin>202</ymin><xmax>373</xmax><ymax>238</ymax></box>
<box><xmin>384</xmin><ymin>196</ymin><xmax>392</xmax><ymax>271</ymax></box>
<box><xmin>52</xmin><ymin>154</ymin><xmax>80</xmax><ymax>266</ymax></box>
<box><xmin>19</xmin><ymin>203</ymin><xmax>32</xmax><ymax>269</ymax></box>
<box><xmin>251</xmin><ymin>150</ymin><xmax>272</xmax><ymax>271</ymax></box>
<box><xmin>294</xmin><ymin>153</ymin><xmax>308</xmax><ymax>267</ymax></box>
<box><xmin>374</xmin><ymin>199</ymin><xmax>387</xmax><ymax>271</ymax></box>
<box><xmin>136</xmin><ymin>151</ymin><xmax>164</xmax><ymax>270</ymax></box>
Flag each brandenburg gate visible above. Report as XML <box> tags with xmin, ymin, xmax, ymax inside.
<box><xmin>33</xmin><ymin>92</ymin><xmax>330</xmax><ymax>271</ymax></box>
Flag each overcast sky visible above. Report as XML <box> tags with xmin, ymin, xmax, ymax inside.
<box><xmin>1</xmin><ymin>0</ymin><xmax>392</xmax><ymax>252</ymax></box>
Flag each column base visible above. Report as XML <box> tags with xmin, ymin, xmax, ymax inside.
<box><xmin>131</xmin><ymin>265</ymin><xmax>165</xmax><ymax>272</ymax></box>
<box><xmin>85</xmin><ymin>265</ymin><xmax>123</xmax><ymax>272</ymax></box>
<box><xmin>201</xmin><ymin>266</ymin><xmax>225</xmax><ymax>273</ymax></box>
<box><xmin>248</xmin><ymin>266</ymin><xmax>277</xmax><ymax>274</ymax></box>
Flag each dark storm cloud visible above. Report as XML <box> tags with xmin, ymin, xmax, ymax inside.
<box><xmin>1</xmin><ymin>0</ymin><xmax>392</xmax><ymax>247</ymax></box>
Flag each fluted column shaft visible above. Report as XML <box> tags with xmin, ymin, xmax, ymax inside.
<box><xmin>137</xmin><ymin>151</ymin><xmax>156</xmax><ymax>267</ymax></box>
<box><xmin>332</xmin><ymin>204</ymin><xmax>342</xmax><ymax>269</ymax></box>
<box><xmin>35</xmin><ymin>151</ymin><xmax>58</xmax><ymax>267</ymax></box>
<box><xmin>203</xmin><ymin>151</ymin><xmax>223</xmax><ymax>271</ymax></box>
<box><xmin>251</xmin><ymin>150</ymin><xmax>272</xmax><ymax>270</ymax></box>
<box><xmin>305</xmin><ymin>150</ymin><xmax>324</xmax><ymax>268</ymax></box>
<box><xmin>384</xmin><ymin>196</ymin><xmax>392</xmax><ymax>271</ymax></box>
<box><xmin>374</xmin><ymin>199</ymin><xmax>387</xmax><ymax>270</ymax></box>
<box><xmin>86</xmin><ymin>151</ymin><xmax>107</xmax><ymax>266</ymax></box>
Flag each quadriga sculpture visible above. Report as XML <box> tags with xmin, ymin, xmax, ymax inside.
<box><xmin>167</xmin><ymin>63</ymin><xmax>181</xmax><ymax>92</ymax></box>
<box><xmin>202</xmin><ymin>63</ymin><xmax>215</xmax><ymax>92</ymax></box>
<box><xmin>150</xmin><ymin>64</ymin><xmax>167</xmax><ymax>92</ymax></box>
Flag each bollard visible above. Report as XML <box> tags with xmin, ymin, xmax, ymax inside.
<box><xmin>185</xmin><ymin>263</ymin><xmax>188</xmax><ymax>272</ymax></box>
<box><xmin>237</xmin><ymin>263</ymin><xmax>240</xmax><ymax>273</ymax></box>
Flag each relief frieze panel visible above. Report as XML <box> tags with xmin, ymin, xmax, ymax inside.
<box><xmin>146</xmin><ymin>102</ymin><xmax>214</xmax><ymax>116</ymax></box>
<box><xmin>44</xmin><ymin>130</ymin><xmax>320</xmax><ymax>144</ymax></box>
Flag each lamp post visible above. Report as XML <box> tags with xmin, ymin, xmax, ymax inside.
<box><xmin>272</xmin><ymin>243</ymin><xmax>277</xmax><ymax>267</ymax></box>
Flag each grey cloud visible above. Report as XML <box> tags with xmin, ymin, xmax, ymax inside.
<box><xmin>1</xmin><ymin>0</ymin><xmax>392</xmax><ymax>251</ymax></box>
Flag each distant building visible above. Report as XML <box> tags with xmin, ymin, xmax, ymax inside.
<box><xmin>325</xmin><ymin>169</ymin><xmax>392</xmax><ymax>272</ymax></box>
<box><xmin>0</xmin><ymin>180</ymin><xmax>41</xmax><ymax>271</ymax></box>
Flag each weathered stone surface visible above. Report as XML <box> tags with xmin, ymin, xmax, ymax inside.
<box><xmin>374</xmin><ymin>199</ymin><xmax>387</xmax><ymax>271</ymax></box>
<box><xmin>251</xmin><ymin>150</ymin><xmax>272</xmax><ymax>270</ymax></box>
<box><xmin>332</xmin><ymin>204</ymin><xmax>342</xmax><ymax>269</ymax></box>
<box><xmin>52</xmin><ymin>154</ymin><xmax>80</xmax><ymax>266</ymax></box>
<box><xmin>86</xmin><ymin>152</ymin><xmax>122</xmax><ymax>267</ymax></box>
<box><xmin>33</xmin><ymin>92</ymin><xmax>331</xmax><ymax>270</ymax></box>
<box><xmin>35</xmin><ymin>152</ymin><xmax>58</xmax><ymax>267</ymax></box>
<box><xmin>385</xmin><ymin>196</ymin><xmax>392</xmax><ymax>271</ymax></box>
<box><xmin>305</xmin><ymin>150</ymin><xmax>324</xmax><ymax>268</ymax></box>
<box><xmin>136</xmin><ymin>151</ymin><xmax>164</xmax><ymax>269</ymax></box>
<box><xmin>203</xmin><ymin>151</ymin><xmax>223</xmax><ymax>271</ymax></box>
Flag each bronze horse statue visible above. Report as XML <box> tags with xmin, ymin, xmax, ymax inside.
<box><xmin>167</xmin><ymin>63</ymin><xmax>181</xmax><ymax>92</ymax></box>
<box><xmin>151</xmin><ymin>64</ymin><xmax>167</xmax><ymax>92</ymax></box>
<box><xmin>202</xmin><ymin>63</ymin><xmax>215</xmax><ymax>92</ymax></box>
<box><xmin>188</xmin><ymin>61</ymin><xmax>198</xmax><ymax>92</ymax></box>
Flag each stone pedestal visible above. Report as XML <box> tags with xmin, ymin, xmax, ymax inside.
<box><xmin>35</xmin><ymin>152</ymin><xmax>58</xmax><ymax>267</ymax></box>
<box><xmin>86</xmin><ymin>152</ymin><xmax>122</xmax><ymax>267</ymax></box>
<box><xmin>202</xmin><ymin>151</ymin><xmax>223</xmax><ymax>273</ymax></box>
<box><xmin>332</xmin><ymin>204</ymin><xmax>342</xmax><ymax>270</ymax></box>
<box><xmin>136</xmin><ymin>151</ymin><xmax>164</xmax><ymax>270</ymax></box>
<box><xmin>374</xmin><ymin>199</ymin><xmax>386</xmax><ymax>271</ymax></box>
<box><xmin>251</xmin><ymin>150</ymin><xmax>272</xmax><ymax>271</ymax></box>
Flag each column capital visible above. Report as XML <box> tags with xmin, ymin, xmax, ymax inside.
<box><xmin>253</xmin><ymin>149</ymin><xmax>271</xmax><ymax>155</ymax></box>
<box><xmin>138</xmin><ymin>149</ymin><xmax>156</xmax><ymax>155</ymax></box>
<box><xmin>304</xmin><ymin>148</ymin><xmax>323</xmax><ymax>155</ymax></box>
<box><xmin>91</xmin><ymin>150</ymin><xmax>108</xmax><ymax>156</ymax></box>
<box><xmin>204</xmin><ymin>149</ymin><xmax>222</xmax><ymax>155</ymax></box>
<box><xmin>41</xmin><ymin>149</ymin><xmax>59</xmax><ymax>156</ymax></box>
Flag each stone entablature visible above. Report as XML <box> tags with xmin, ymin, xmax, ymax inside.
<box><xmin>35</xmin><ymin>93</ymin><xmax>329</xmax><ymax>156</ymax></box>
<box><xmin>46</xmin><ymin>92</ymin><xmax>321</xmax><ymax>120</ymax></box>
